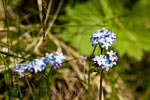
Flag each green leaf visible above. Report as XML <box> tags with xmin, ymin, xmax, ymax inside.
<box><xmin>58</xmin><ymin>0</ymin><xmax>150</xmax><ymax>60</ymax></box>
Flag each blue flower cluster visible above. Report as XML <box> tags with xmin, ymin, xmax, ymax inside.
<box><xmin>92</xmin><ymin>50</ymin><xmax>118</xmax><ymax>71</ymax></box>
<box><xmin>90</xmin><ymin>28</ymin><xmax>116</xmax><ymax>50</ymax></box>
<box><xmin>13</xmin><ymin>52</ymin><xmax>66</xmax><ymax>77</ymax></box>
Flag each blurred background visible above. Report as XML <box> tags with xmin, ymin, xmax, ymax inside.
<box><xmin>0</xmin><ymin>0</ymin><xmax>150</xmax><ymax>100</ymax></box>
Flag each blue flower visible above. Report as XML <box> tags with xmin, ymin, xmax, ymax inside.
<box><xmin>40</xmin><ymin>57</ymin><xmax>49</xmax><ymax>64</ymax></box>
<box><xmin>55</xmin><ymin>62</ymin><xmax>62</xmax><ymax>69</ymax></box>
<box><xmin>26</xmin><ymin>61</ymin><xmax>34</xmax><ymax>71</ymax></box>
<box><xmin>110</xmin><ymin>61</ymin><xmax>117</xmax><ymax>66</ymax></box>
<box><xmin>92</xmin><ymin>50</ymin><xmax>118</xmax><ymax>71</ymax></box>
<box><xmin>49</xmin><ymin>60</ymin><xmax>55</xmax><ymax>68</ymax></box>
<box><xmin>90</xmin><ymin>31</ymin><xmax>101</xmax><ymax>47</ymax></box>
<box><xmin>13</xmin><ymin>64</ymin><xmax>28</xmax><ymax>77</ymax></box>
<box><xmin>15</xmin><ymin>64</ymin><xmax>27</xmax><ymax>70</ymax></box>
<box><xmin>93</xmin><ymin>55</ymin><xmax>106</xmax><ymax>67</ymax></box>
<box><xmin>110</xmin><ymin>32</ymin><xmax>116</xmax><ymax>40</ymax></box>
<box><xmin>106</xmin><ymin>37</ymin><xmax>113</xmax><ymax>45</ymax></box>
<box><xmin>101</xmin><ymin>42</ymin><xmax>111</xmax><ymax>50</ymax></box>
<box><xmin>107</xmin><ymin>50</ymin><xmax>116</xmax><ymax>57</ymax></box>
<box><xmin>31</xmin><ymin>59</ymin><xmax>46</xmax><ymax>73</ymax></box>
<box><xmin>90</xmin><ymin>28</ymin><xmax>116</xmax><ymax>50</ymax></box>
<box><xmin>107</xmin><ymin>50</ymin><xmax>118</xmax><ymax>62</ymax></box>
<box><xmin>80</xmin><ymin>56</ymin><xmax>87</xmax><ymax>62</ymax></box>
<box><xmin>55</xmin><ymin>52</ymin><xmax>66</xmax><ymax>63</ymax></box>
<box><xmin>13</xmin><ymin>51</ymin><xmax>66</xmax><ymax>76</ymax></box>
<box><xmin>45</xmin><ymin>52</ymin><xmax>66</xmax><ymax>69</ymax></box>
<box><xmin>26</xmin><ymin>58</ymin><xmax>47</xmax><ymax>73</ymax></box>
<box><xmin>13</xmin><ymin>68</ymin><xmax>24</xmax><ymax>77</ymax></box>
<box><xmin>45</xmin><ymin>53</ymin><xmax>54</xmax><ymax>59</ymax></box>
<box><xmin>102</xmin><ymin>61</ymin><xmax>112</xmax><ymax>71</ymax></box>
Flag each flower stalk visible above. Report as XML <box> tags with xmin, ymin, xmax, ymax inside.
<box><xmin>99</xmin><ymin>44</ymin><xmax>103</xmax><ymax>100</ymax></box>
<box><xmin>47</xmin><ymin>68</ymin><xmax>53</xmax><ymax>100</ymax></box>
<box><xmin>88</xmin><ymin>45</ymin><xmax>97</xmax><ymax>100</ymax></box>
<box><xmin>90</xmin><ymin>28</ymin><xmax>118</xmax><ymax>100</ymax></box>
<box><xmin>25</xmin><ymin>75</ymin><xmax>35</xmax><ymax>100</ymax></box>
<box><xmin>99</xmin><ymin>69</ymin><xmax>103</xmax><ymax>100</ymax></box>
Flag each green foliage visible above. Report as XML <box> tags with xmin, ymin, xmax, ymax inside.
<box><xmin>58</xmin><ymin>0</ymin><xmax>150</xmax><ymax>60</ymax></box>
<box><xmin>0</xmin><ymin>54</ymin><xmax>11</xmax><ymax>87</ymax></box>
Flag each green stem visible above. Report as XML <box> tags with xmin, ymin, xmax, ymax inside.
<box><xmin>17</xmin><ymin>80</ymin><xmax>23</xmax><ymax>99</ymax></box>
<box><xmin>98</xmin><ymin>43</ymin><xmax>103</xmax><ymax>100</ymax></box>
<box><xmin>98</xmin><ymin>43</ymin><xmax>103</xmax><ymax>54</ymax></box>
<box><xmin>0</xmin><ymin>41</ymin><xmax>43</xmax><ymax>57</ymax></box>
<box><xmin>2</xmin><ymin>0</ymin><xmax>11</xmax><ymax>50</ymax></box>
<box><xmin>99</xmin><ymin>69</ymin><xmax>103</xmax><ymax>100</ymax></box>
<box><xmin>0</xmin><ymin>54</ymin><xmax>11</xmax><ymax>99</ymax></box>
<box><xmin>2</xmin><ymin>1</ymin><xmax>13</xmax><ymax>99</ymax></box>
<box><xmin>25</xmin><ymin>75</ymin><xmax>35</xmax><ymax>100</ymax></box>
<box><xmin>88</xmin><ymin>45</ymin><xmax>97</xmax><ymax>100</ymax></box>
<box><xmin>47</xmin><ymin>68</ymin><xmax>52</xmax><ymax>100</ymax></box>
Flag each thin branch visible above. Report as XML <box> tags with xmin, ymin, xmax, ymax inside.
<box><xmin>34</xmin><ymin>0</ymin><xmax>64</xmax><ymax>52</ymax></box>
<box><xmin>63</xmin><ymin>57</ymin><xmax>80</xmax><ymax>63</ymax></box>
<box><xmin>44</xmin><ymin>0</ymin><xmax>53</xmax><ymax>25</ymax></box>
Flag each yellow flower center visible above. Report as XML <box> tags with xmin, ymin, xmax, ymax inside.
<box><xmin>51</xmin><ymin>61</ymin><xmax>55</xmax><ymax>65</ymax></box>
<box><xmin>18</xmin><ymin>70</ymin><xmax>21</xmax><ymax>74</ymax></box>
<box><xmin>36</xmin><ymin>66</ymin><xmax>39</xmax><ymax>69</ymax></box>
<box><xmin>100</xmin><ymin>60</ymin><xmax>103</xmax><ymax>63</ymax></box>
<box><xmin>111</xmin><ymin>56</ymin><xmax>114</xmax><ymax>59</ymax></box>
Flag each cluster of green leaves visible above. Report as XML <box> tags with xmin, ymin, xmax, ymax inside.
<box><xmin>58</xmin><ymin>0</ymin><xmax>150</xmax><ymax>60</ymax></box>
